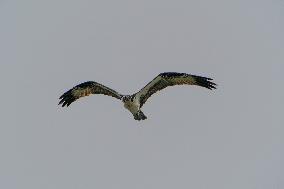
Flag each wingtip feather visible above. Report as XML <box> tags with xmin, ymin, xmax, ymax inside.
<box><xmin>194</xmin><ymin>76</ymin><xmax>217</xmax><ymax>90</ymax></box>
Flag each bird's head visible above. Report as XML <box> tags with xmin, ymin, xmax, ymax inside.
<box><xmin>122</xmin><ymin>95</ymin><xmax>131</xmax><ymax>103</ymax></box>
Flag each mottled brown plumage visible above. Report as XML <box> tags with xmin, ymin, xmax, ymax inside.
<box><xmin>59</xmin><ymin>72</ymin><xmax>217</xmax><ymax>120</ymax></box>
<box><xmin>135</xmin><ymin>72</ymin><xmax>216</xmax><ymax>107</ymax></box>
<box><xmin>58</xmin><ymin>81</ymin><xmax>122</xmax><ymax>107</ymax></box>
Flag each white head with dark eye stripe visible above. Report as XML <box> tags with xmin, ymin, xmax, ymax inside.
<box><xmin>122</xmin><ymin>95</ymin><xmax>131</xmax><ymax>103</ymax></box>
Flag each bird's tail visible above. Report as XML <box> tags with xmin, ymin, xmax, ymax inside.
<box><xmin>133</xmin><ymin>110</ymin><xmax>147</xmax><ymax>121</ymax></box>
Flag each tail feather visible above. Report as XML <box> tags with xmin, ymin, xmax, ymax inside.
<box><xmin>133</xmin><ymin>110</ymin><xmax>147</xmax><ymax>121</ymax></box>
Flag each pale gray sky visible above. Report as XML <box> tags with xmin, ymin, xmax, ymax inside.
<box><xmin>0</xmin><ymin>0</ymin><xmax>284</xmax><ymax>188</ymax></box>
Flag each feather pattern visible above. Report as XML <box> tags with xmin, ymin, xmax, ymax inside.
<box><xmin>135</xmin><ymin>72</ymin><xmax>217</xmax><ymax>107</ymax></box>
<box><xmin>58</xmin><ymin>72</ymin><xmax>217</xmax><ymax>120</ymax></box>
<box><xmin>58</xmin><ymin>81</ymin><xmax>123</xmax><ymax>107</ymax></box>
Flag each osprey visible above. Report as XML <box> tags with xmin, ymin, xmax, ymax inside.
<box><xmin>59</xmin><ymin>72</ymin><xmax>216</xmax><ymax>121</ymax></box>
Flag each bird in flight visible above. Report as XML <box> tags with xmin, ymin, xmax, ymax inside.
<box><xmin>59</xmin><ymin>72</ymin><xmax>216</xmax><ymax>121</ymax></box>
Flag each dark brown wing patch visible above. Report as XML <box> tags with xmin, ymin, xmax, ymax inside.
<box><xmin>138</xmin><ymin>78</ymin><xmax>169</xmax><ymax>107</ymax></box>
<box><xmin>59</xmin><ymin>81</ymin><xmax>122</xmax><ymax>107</ymax></box>
<box><xmin>136</xmin><ymin>72</ymin><xmax>217</xmax><ymax>107</ymax></box>
<box><xmin>160</xmin><ymin>72</ymin><xmax>216</xmax><ymax>89</ymax></box>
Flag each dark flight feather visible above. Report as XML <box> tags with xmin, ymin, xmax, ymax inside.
<box><xmin>135</xmin><ymin>72</ymin><xmax>217</xmax><ymax>107</ymax></box>
<box><xmin>59</xmin><ymin>81</ymin><xmax>122</xmax><ymax>107</ymax></box>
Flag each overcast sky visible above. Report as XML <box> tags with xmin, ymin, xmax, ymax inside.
<box><xmin>1</xmin><ymin>0</ymin><xmax>284</xmax><ymax>188</ymax></box>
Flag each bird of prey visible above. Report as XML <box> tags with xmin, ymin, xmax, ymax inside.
<box><xmin>58</xmin><ymin>72</ymin><xmax>217</xmax><ymax>121</ymax></box>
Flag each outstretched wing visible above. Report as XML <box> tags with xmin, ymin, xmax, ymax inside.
<box><xmin>135</xmin><ymin>72</ymin><xmax>217</xmax><ymax>108</ymax></box>
<box><xmin>59</xmin><ymin>81</ymin><xmax>123</xmax><ymax>107</ymax></box>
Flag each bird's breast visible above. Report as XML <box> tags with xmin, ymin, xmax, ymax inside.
<box><xmin>123</xmin><ymin>100</ymin><xmax>139</xmax><ymax>113</ymax></box>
